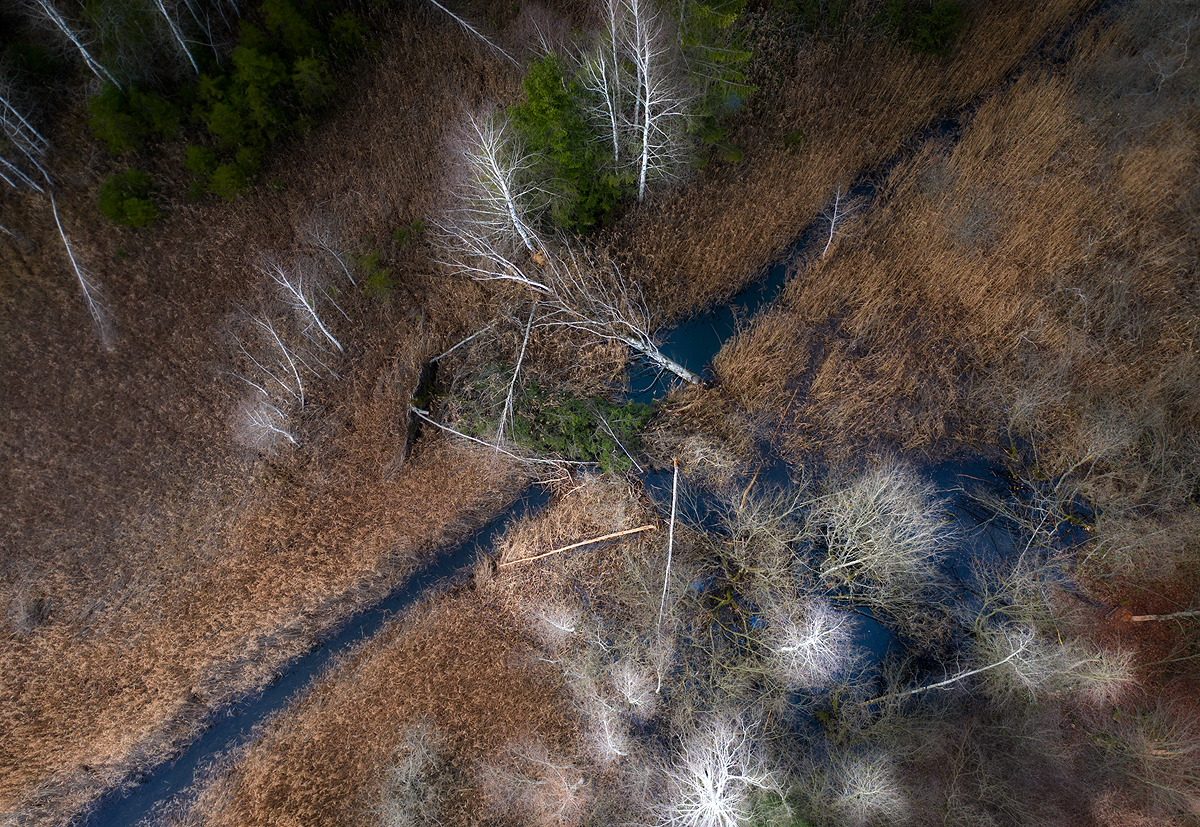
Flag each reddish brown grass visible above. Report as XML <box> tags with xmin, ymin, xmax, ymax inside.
<box><xmin>160</xmin><ymin>592</ymin><xmax>576</xmax><ymax>827</ymax></box>
<box><xmin>0</xmin><ymin>10</ymin><xmax>533</xmax><ymax>826</ymax></box>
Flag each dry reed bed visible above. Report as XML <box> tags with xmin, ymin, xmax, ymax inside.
<box><xmin>1</xmin><ymin>0</ymin><xmax>1183</xmax><ymax>824</ymax></box>
<box><xmin>0</xmin><ymin>8</ymin><xmax>538</xmax><ymax>826</ymax></box>
<box><xmin>713</xmin><ymin>0</ymin><xmax>1199</xmax><ymax>483</ymax></box>
<box><xmin>158</xmin><ymin>593</ymin><xmax>576</xmax><ymax>827</ymax></box>
<box><xmin>157</xmin><ymin>474</ymin><xmax>662</xmax><ymax>827</ymax></box>
<box><xmin>607</xmin><ymin>0</ymin><xmax>1097</xmax><ymax>318</ymax></box>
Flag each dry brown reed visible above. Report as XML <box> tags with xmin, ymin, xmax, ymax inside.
<box><xmin>711</xmin><ymin>0</ymin><xmax>1199</xmax><ymax>476</ymax></box>
<box><xmin>157</xmin><ymin>592</ymin><xmax>576</xmax><ymax>827</ymax></box>
<box><xmin>604</xmin><ymin>0</ymin><xmax>1097</xmax><ymax>319</ymax></box>
<box><xmin>0</xmin><ymin>8</ymin><xmax>535</xmax><ymax>826</ymax></box>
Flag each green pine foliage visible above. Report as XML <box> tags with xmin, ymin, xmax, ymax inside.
<box><xmin>97</xmin><ymin>168</ymin><xmax>161</xmax><ymax>227</ymax></box>
<box><xmin>509</xmin><ymin>55</ymin><xmax>623</xmax><ymax>234</ymax></box>
<box><xmin>677</xmin><ymin>0</ymin><xmax>753</xmax><ymax>117</ymax></box>
<box><xmin>898</xmin><ymin>0</ymin><xmax>965</xmax><ymax>56</ymax></box>
<box><xmin>89</xmin><ymin>85</ymin><xmax>180</xmax><ymax>155</ymax></box>
<box><xmin>511</xmin><ymin>383</ymin><xmax>655</xmax><ymax>473</ymax></box>
<box><xmin>83</xmin><ymin>0</ymin><xmax>372</xmax><ymax>201</ymax></box>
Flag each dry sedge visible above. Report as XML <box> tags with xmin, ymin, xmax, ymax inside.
<box><xmin>3</xmin><ymin>0</ymin><xmax>1198</xmax><ymax>825</ymax></box>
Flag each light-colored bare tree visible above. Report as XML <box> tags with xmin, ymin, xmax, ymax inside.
<box><xmin>50</xmin><ymin>193</ymin><xmax>114</xmax><ymax>349</ymax></box>
<box><xmin>660</xmin><ymin>715</ymin><xmax>780</xmax><ymax>827</ymax></box>
<box><xmin>261</xmin><ymin>259</ymin><xmax>343</xmax><ymax>353</ymax></box>
<box><xmin>0</xmin><ymin>79</ymin><xmax>50</xmax><ymax>191</ymax></box>
<box><xmin>438</xmin><ymin>108</ymin><xmax>699</xmax><ymax>384</ymax></box>
<box><xmin>424</xmin><ymin>0</ymin><xmax>517</xmax><ymax>65</ymax></box>
<box><xmin>151</xmin><ymin>0</ymin><xmax>200</xmax><ymax>74</ymax></box>
<box><xmin>579</xmin><ymin>0</ymin><xmax>631</xmax><ymax>167</ymax></box>
<box><xmin>440</xmin><ymin>109</ymin><xmax>546</xmax><ymax>264</ymax></box>
<box><xmin>238</xmin><ymin>398</ymin><xmax>297</xmax><ymax>448</ymax></box>
<box><xmin>302</xmin><ymin>213</ymin><xmax>356</xmax><ymax>286</ymax></box>
<box><xmin>622</xmin><ymin>0</ymin><xmax>694</xmax><ymax>201</ymax></box>
<box><xmin>28</xmin><ymin>0</ymin><xmax>122</xmax><ymax>88</ymax></box>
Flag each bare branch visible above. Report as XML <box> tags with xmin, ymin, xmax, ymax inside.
<box><xmin>29</xmin><ymin>0</ymin><xmax>122</xmax><ymax>88</ymax></box>
<box><xmin>262</xmin><ymin>260</ymin><xmax>343</xmax><ymax>352</ymax></box>
<box><xmin>497</xmin><ymin>303</ymin><xmax>535</xmax><ymax>449</ymax></box>
<box><xmin>499</xmin><ymin>524</ymin><xmax>657</xmax><ymax>567</ymax></box>
<box><xmin>50</xmin><ymin>192</ymin><xmax>114</xmax><ymax>349</ymax></box>
<box><xmin>424</xmin><ymin>0</ymin><xmax>518</xmax><ymax>65</ymax></box>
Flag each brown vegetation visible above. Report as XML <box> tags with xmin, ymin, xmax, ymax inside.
<box><xmin>158</xmin><ymin>592</ymin><xmax>577</xmax><ymax>827</ymax></box>
<box><xmin>0</xmin><ymin>7</ymin><xmax>537</xmax><ymax>825</ymax></box>
<box><xmin>604</xmin><ymin>0</ymin><xmax>1098</xmax><ymax>318</ymax></box>
<box><xmin>4</xmin><ymin>0</ymin><xmax>1199</xmax><ymax>824</ymax></box>
<box><xmin>713</xmin><ymin>0</ymin><xmax>1200</xmax><ymax>484</ymax></box>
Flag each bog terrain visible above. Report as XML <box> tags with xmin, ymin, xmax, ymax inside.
<box><xmin>1</xmin><ymin>0</ymin><xmax>1197</xmax><ymax>825</ymax></box>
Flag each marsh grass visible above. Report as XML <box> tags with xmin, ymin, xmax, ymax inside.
<box><xmin>0</xmin><ymin>8</ymin><xmax>536</xmax><ymax>823</ymax></box>
<box><xmin>708</xmin><ymin>0</ymin><xmax>1199</xmax><ymax>476</ymax></box>
<box><xmin>156</xmin><ymin>593</ymin><xmax>578</xmax><ymax>827</ymax></box>
<box><xmin>5</xmin><ymin>0</ymin><xmax>1193</xmax><ymax>824</ymax></box>
<box><xmin>605</xmin><ymin>0</ymin><xmax>1097</xmax><ymax>319</ymax></box>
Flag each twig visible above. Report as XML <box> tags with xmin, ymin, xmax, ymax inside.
<box><xmin>1129</xmin><ymin>610</ymin><xmax>1200</xmax><ymax>623</ymax></box>
<box><xmin>410</xmin><ymin>406</ymin><xmax>594</xmax><ymax>467</ymax></box>
<box><xmin>499</xmin><ymin>524</ymin><xmax>657</xmax><ymax>567</ymax></box>
<box><xmin>431</xmin><ymin>322</ymin><xmax>496</xmax><ymax>362</ymax></box>
<box><xmin>657</xmin><ymin>458</ymin><xmax>678</xmax><ymax>635</ymax></box>
<box><xmin>497</xmin><ymin>303</ymin><xmax>535</xmax><ymax>448</ymax></box>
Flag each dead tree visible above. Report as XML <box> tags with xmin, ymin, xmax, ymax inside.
<box><xmin>28</xmin><ymin>0</ymin><xmax>122</xmax><ymax>88</ymax></box>
<box><xmin>438</xmin><ymin>108</ymin><xmax>698</xmax><ymax>384</ymax></box>
<box><xmin>622</xmin><ymin>0</ymin><xmax>693</xmax><ymax>201</ymax></box>
<box><xmin>50</xmin><ymin>193</ymin><xmax>114</xmax><ymax>349</ymax></box>
<box><xmin>0</xmin><ymin>79</ymin><xmax>50</xmax><ymax>191</ymax></box>
<box><xmin>151</xmin><ymin>0</ymin><xmax>200</xmax><ymax>74</ymax></box>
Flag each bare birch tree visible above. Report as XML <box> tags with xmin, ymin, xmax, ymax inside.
<box><xmin>261</xmin><ymin>259</ymin><xmax>343</xmax><ymax>353</ymax></box>
<box><xmin>0</xmin><ymin>78</ymin><xmax>50</xmax><ymax>191</ymax></box>
<box><xmin>28</xmin><ymin>0</ymin><xmax>122</xmax><ymax>88</ymax></box>
<box><xmin>622</xmin><ymin>0</ymin><xmax>694</xmax><ymax>201</ymax></box>
<box><xmin>50</xmin><ymin>193</ymin><xmax>115</xmax><ymax>349</ymax></box>
<box><xmin>449</xmin><ymin>109</ymin><xmax>546</xmax><ymax>257</ymax></box>
<box><xmin>579</xmin><ymin>0</ymin><xmax>630</xmax><ymax>167</ymax></box>
<box><xmin>151</xmin><ymin>0</ymin><xmax>200</xmax><ymax>75</ymax></box>
<box><xmin>424</xmin><ymin>0</ymin><xmax>517</xmax><ymax>65</ymax></box>
<box><xmin>438</xmin><ymin>107</ymin><xmax>699</xmax><ymax>384</ymax></box>
<box><xmin>303</xmin><ymin>214</ymin><xmax>356</xmax><ymax>286</ymax></box>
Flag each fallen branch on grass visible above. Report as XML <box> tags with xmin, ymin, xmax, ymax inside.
<box><xmin>500</xmin><ymin>524</ymin><xmax>656</xmax><ymax>567</ymax></box>
<box><xmin>409</xmin><ymin>405</ymin><xmax>595</xmax><ymax>467</ymax></box>
<box><xmin>1129</xmin><ymin>610</ymin><xmax>1200</xmax><ymax>623</ymax></box>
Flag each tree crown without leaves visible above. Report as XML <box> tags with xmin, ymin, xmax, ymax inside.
<box><xmin>436</xmin><ymin>106</ymin><xmax>700</xmax><ymax>384</ymax></box>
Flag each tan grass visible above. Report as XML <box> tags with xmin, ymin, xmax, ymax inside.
<box><xmin>605</xmin><ymin>0</ymin><xmax>1097</xmax><ymax>319</ymax></box>
<box><xmin>158</xmin><ymin>592</ymin><xmax>576</xmax><ymax>827</ymax></box>
<box><xmin>0</xmin><ymin>10</ymin><xmax>532</xmax><ymax>826</ymax></box>
<box><xmin>709</xmin><ymin>0</ymin><xmax>1199</xmax><ymax>472</ymax></box>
